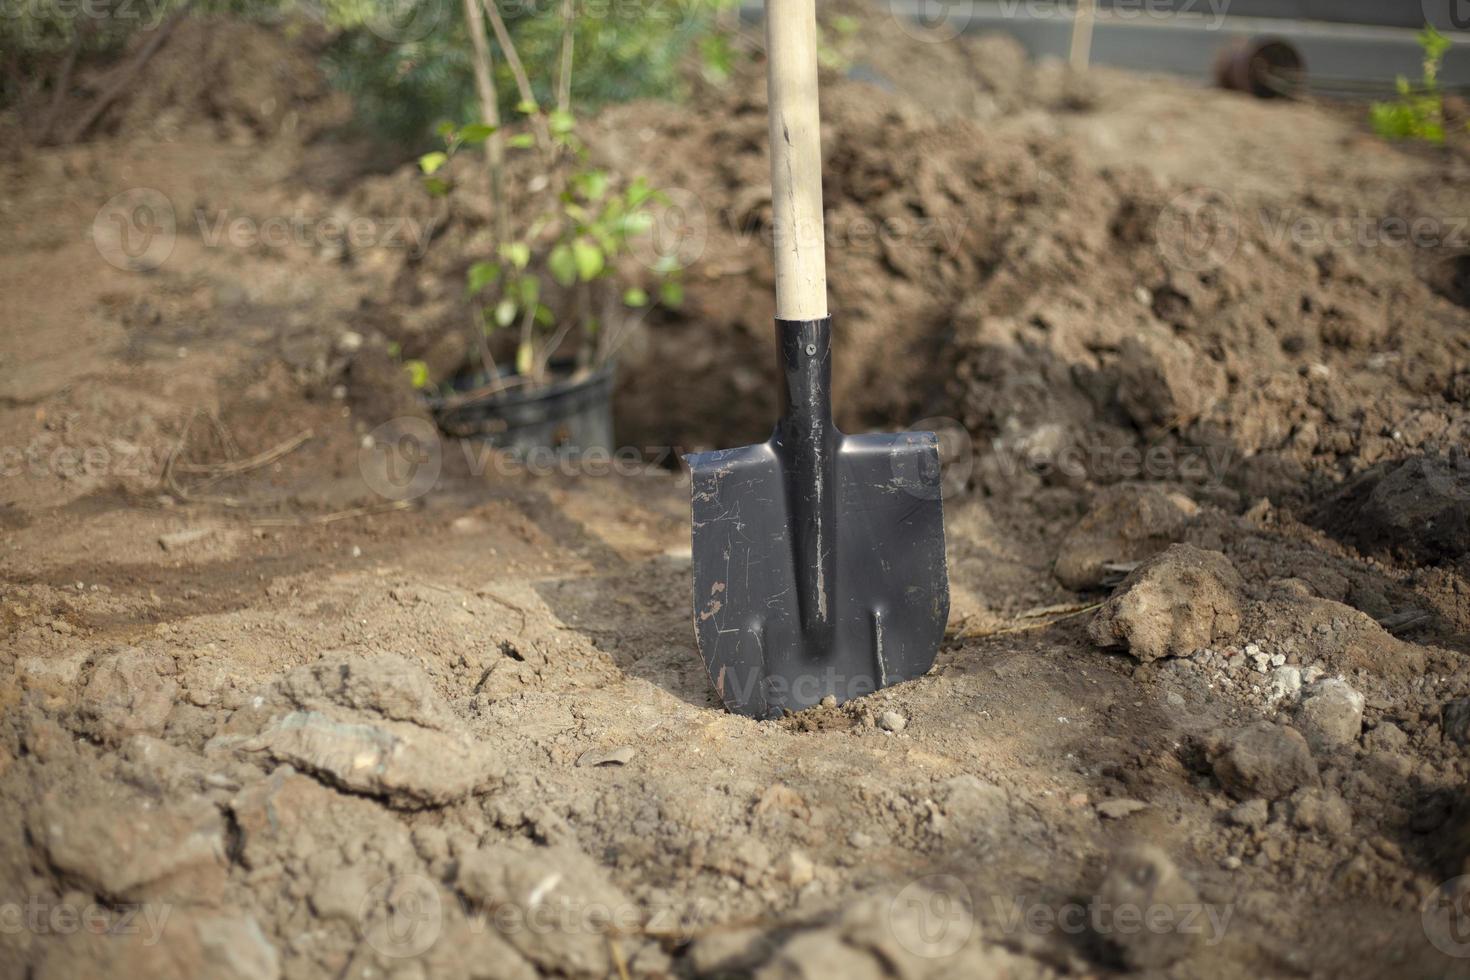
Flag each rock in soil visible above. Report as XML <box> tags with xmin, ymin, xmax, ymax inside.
<box><xmin>242</xmin><ymin>710</ymin><xmax>501</xmax><ymax>808</ymax></box>
<box><xmin>1315</xmin><ymin>453</ymin><xmax>1470</xmax><ymax>563</ymax></box>
<box><xmin>456</xmin><ymin>844</ymin><xmax>635</xmax><ymax>977</ymax></box>
<box><xmin>78</xmin><ymin>647</ymin><xmax>178</xmax><ymax>742</ymax></box>
<box><xmin>1442</xmin><ymin>698</ymin><xmax>1470</xmax><ymax>746</ymax></box>
<box><xmin>1292</xmin><ymin>677</ymin><xmax>1366</xmax><ymax>753</ymax></box>
<box><xmin>1205</xmin><ymin>721</ymin><xmax>1320</xmax><ymax>801</ymax></box>
<box><xmin>1095</xmin><ymin>844</ymin><xmax>1202</xmax><ymax>970</ymax></box>
<box><xmin>1088</xmin><ymin>544</ymin><xmax>1243</xmax><ymax>662</ymax></box>
<box><xmin>1053</xmin><ymin>483</ymin><xmax>1199</xmax><ymax>590</ymax></box>
<box><xmin>31</xmin><ymin>775</ymin><xmax>227</xmax><ymax>903</ymax></box>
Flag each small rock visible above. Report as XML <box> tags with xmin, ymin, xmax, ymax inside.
<box><xmin>1294</xmin><ymin>678</ymin><xmax>1365</xmax><ymax>753</ymax></box>
<box><xmin>778</xmin><ymin>850</ymin><xmax>816</xmax><ymax>889</ymax></box>
<box><xmin>1442</xmin><ymin>698</ymin><xmax>1470</xmax><ymax>746</ymax></box>
<box><xmin>877</xmin><ymin>710</ymin><xmax>907</xmax><ymax>733</ymax></box>
<box><xmin>243</xmin><ymin>710</ymin><xmax>501</xmax><ymax>808</ymax></box>
<box><xmin>1206</xmin><ymin>721</ymin><xmax>1320</xmax><ymax>800</ymax></box>
<box><xmin>457</xmin><ymin>845</ymin><xmax>632</xmax><ymax>977</ymax></box>
<box><xmin>80</xmin><ymin>648</ymin><xmax>178</xmax><ymax>742</ymax></box>
<box><xmin>336</xmin><ymin>330</ymin><xmax>364</xmax><ymax>353</ymax></box>
<box><xmin>1289</xmin><ymin>787</ymin><xmax>1353</xmax><ymax>838</ymax></box>
<box><xmin>158</xmin><ymin>527</ymin><xmax>217</xmax><ymax>551</ymax></box>
<box><xmin>1088</xmin><ymin>545</ymin><xmax>1243</xmax><ymax>662</ymax></box>
<box><xmin>1096</xmin><ymin>799</ymin><xmax>1148</xmax><ymax>819</ymax></box>
<box><xmin>1268</xmin><ymin>666</ymin><xmax>1302</xmax><ymax>702</ymax></box>
<box><xmin>1222</xmin><ymin>855</ymin><xmax>1242</xmax><ymax>870</ymax></box>
<box><xmin>577</xmin><ymin>745</ymin><xmax>635</xmax><ymax>767</ymax></box>
<box><xmin>848</xmin><ymin>831</ymin><xmax>875</xmax><ymax>849</ymax></box>
<box><xmin>1095</xmin><ymin>845</ymin><xmax>1201</xmax><ymax>969</ymax></box>
<box><xmin>1364</xmin><ymin>721</ymin><xmax>1409</xmax><ymax>753</ymax></box>
<box><xmin>1226</xmin><ymin>799</ymin><xmax>1269</xmax><ymax>829</ymax></box>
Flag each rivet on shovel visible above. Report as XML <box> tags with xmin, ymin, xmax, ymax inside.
<box><xmin>683</xmin><ymin>0</ymin><xmax>949</xmax><ymax>720</ymax></box>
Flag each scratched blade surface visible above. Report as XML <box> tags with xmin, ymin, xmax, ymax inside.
<box><xmin>686</xmin><ymin>431</ymin><xmax>949</xmax><ymax>719</ymax></box>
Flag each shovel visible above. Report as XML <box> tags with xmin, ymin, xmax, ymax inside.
<box><xmin>683</xmin><ymin>0</ymin><xmax>950</xmax><ymax>719</ymax></box>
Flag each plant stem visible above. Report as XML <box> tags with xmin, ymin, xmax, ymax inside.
<box><xmin>479</xmin><ymin>0</ymin><xmax>551</xmax><ymax>154</ymax></box>
<box><xmin>556</xmin><ymin>0</ymin><xmax>574</xmax><ymax>114</ymax></box>
<box><xmin>462</xmin><ymin>0</ymin><xmax>507</xmax><ymax>245</ymax></box>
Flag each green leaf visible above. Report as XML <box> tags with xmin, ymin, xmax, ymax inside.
<box><xmin>548</xmin><ymin>243</ymin><xmax>577</xmax><ymax>286</ymax></box>
<box><xmin>500</xmin><ymin>242</ymin><xmax>531</xmax><ymax>270</ymax></box>
<box><xmin>626</xmin><ymin>176</ymin><xmax>654</xmax><ymax>208</ymax></box>
<box><xmin>466</xmin><ymin>261</ymin><xmax>501</xmax><ymax>295</ymax></box>
<box><xmin>507</xmin><ymin>134</ymin><xmax>535</xmax><ymax>150</ymax></box>
<box><xmin>515</xmin><ymin>340</ymin><xmax>534</xmax><ymax>375</ymax></box>
<box><xmin>459</xmin><ymin>123</ymin><xmax>497</xmax><ymax>145</ymax></box>
<box><xmin>515</xmin><ymin>99</ymin><xmax>540</xmax><ymax>115</ymax></box>
<box><xmin>623</xmin><ymin>287</ymin><xmax>649</xmax><ymax>307</ymax></box>
<box><xmin>422</xmin><ymin>177</ymin><xmax>450</xmax><ymax>197</ymax></box>
<box><xmin>659</xmin><ymin>279</ymin><xmax>685</xmax><ymax>307</ymax></box>
<box><xmin>518</xmin><ymin>276</ymin><xmax>540</xmax><ymax>305</ymax></box>
<box><xmin>574</xmin><ymin>169</ymin><xmax>609</xmax><ymax>202</ymax></box>
<box><xmin>403</xmin><ymin>359</ymin><xmax>430</xmax><ymax>389</ymax></box>
<box><xmin>435</xmin><ymin>121</ymin><xmax>457</xmax><ymax>139</ymax></box>
<box><xmin>548</xmin><ymin>109</ymin><xmax>575</xmax><ymax>135</ymax></box>
<box><xmin>386</xmin><ymin>342</ymin><xmax>401</xmax><ymax>358</ymax></box>
<box><xmin>534</xmin><ymin>304</ymin><xmax>555</xmax><ymax>327</ymax></box>
<box><xmin>494</xmin><ymin>299</ymin><xmax>518</xmax><ymax>328</ymax></box>
<box><xmin>418</xmin><ymin>151</ymin><xmax>448</xmax><ymax>175</ymax></box>
<box><xmin>572</xmin><ymin>239</ymin><xmax>605</xmax><ymax>281</ymax></box>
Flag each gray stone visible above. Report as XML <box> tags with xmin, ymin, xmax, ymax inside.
<box><xmin>1206</xmin><ymin>721</ymin><xmax>1319</xmax><ymax>801</ymax></box>
<box><xmin>1293</xmin><ymin>678</ymin><xmax>1365</xmax><ymax>753</ymax></box>
<box><xmin>79</xmin><ymin>648</ymin><xmax>177</xmax><ymax>741</ymax></box>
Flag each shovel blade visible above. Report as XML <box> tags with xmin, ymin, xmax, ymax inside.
<box><xmin>686</xmin><ymin>430</ymin><xmax>949</xmax><ymax>719</ymax></box>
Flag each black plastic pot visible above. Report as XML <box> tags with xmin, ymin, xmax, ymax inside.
<box><xmin>428</xmin><ymin>361</ymin><xmax>615</xmax><ymax>457</ymax></box>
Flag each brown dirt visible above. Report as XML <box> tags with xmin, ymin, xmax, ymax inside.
<box><xmin>4</xmin><ymin>12</ymin><xmax>1470</xmax><ymax>980</ymax></box>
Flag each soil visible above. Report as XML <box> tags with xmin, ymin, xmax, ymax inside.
<box><xmin>4</xmin><ymin>11</ymin><xmax>1470</xmax><ymax>980</ymax></box>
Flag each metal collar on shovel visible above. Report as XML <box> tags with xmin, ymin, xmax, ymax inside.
<box><xmin>684</xmin><ymin>0</ymin><xmax>949</xmax><ymax>719</ymax></box>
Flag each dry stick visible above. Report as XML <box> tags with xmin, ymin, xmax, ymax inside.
<box><xmin>62</xmin><ymin>0</ymin><xmax>195</xmax><ymax>144</ymax></box>
<box><xmin>957</xmin><ymin>601</ymin><xmax>1104</xmax><ymax>640</ymax></box>
<box><xmin>172</xmin><ymin>429</ymin><xmax>313</xmax><ymax>476</ymax></box>
<box><xmin>479</xmin><ymin>0</ymin><xmax>551</xmax><ymax>153</ymax></box>
<box><xmin>556</xmin><ymin>0</ymin><xmax>574</xmax><ymax>114</ymax></box>
<box><xmin>462</xmin><ymin>0</ymin><xmax>508</xmax><ymax>246</ymax></box>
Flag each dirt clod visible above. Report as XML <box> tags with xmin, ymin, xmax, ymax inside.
<box><xmin>1206</xmin><ymin>721</ymin><xmax>1320</xmax><ymax>801</ymax></box>
<box><xmin>1095</xmin><ymin>845</ymin><xmax>1201</xmax><ymax>969</ymax></box>
<box><xmin>1292</xmin><ymin>677</ymin><xmax>1366</xmax><ymax>754</ymax></box>
<box><xmin>1088</xmin><ymin>544</ymin><xmax>1244</xmax><ymax>661</ymax></box>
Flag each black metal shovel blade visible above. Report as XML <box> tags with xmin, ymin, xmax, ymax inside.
<box><xmin>686</xmin><ymin>426</ymin><xmax>949</xmax><ymax>719</ymax></box>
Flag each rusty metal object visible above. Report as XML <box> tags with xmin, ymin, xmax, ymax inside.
<box><xmin>1215</xmin><ymin>37</ymin><xmax>1305</xmax><ymax>99</ymax></box>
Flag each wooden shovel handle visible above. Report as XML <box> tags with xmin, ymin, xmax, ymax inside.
<box><xmin>765</xmin><ymin>0</ymin><xmax>828</xmax><ymax>320</ymax></box>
